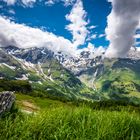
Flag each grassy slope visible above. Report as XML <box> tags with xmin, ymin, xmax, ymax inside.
<box><xmin>1</xmin><ymin>55</ymin><xmax>140</xmax><ymax>139</ymax></box>
<box><xmin>1</xmin><ymin>93</ymin><xmax>140</xmax><ymax>140</ymax></box>
<box><xmin>95</xmin><ymin>58</ymin><xmax>140</xmax><ymax>104</ymax></box>
<box><xmin>15</xmin><ymin>93</ymin><xmax>74</xmax><ymax>111</ymax></box>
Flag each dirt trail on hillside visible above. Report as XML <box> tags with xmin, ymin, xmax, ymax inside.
<box><xmin>17</xmin><ymin>100</ymin><xmax>40</xmax><ymax>114</ymax></box>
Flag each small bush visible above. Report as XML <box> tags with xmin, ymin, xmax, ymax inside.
<box><xmin>0</xmin><ymin>79</ymin><xmax>32</xmax><ymax>93</ymax></box>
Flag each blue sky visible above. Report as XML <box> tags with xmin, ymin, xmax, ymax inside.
<box><xmin>0</xmin><ymin>0</ymin><xmax>140</xmax><ymax>57</ymax></box>
<box><xmin>0</xmin><ymin>0</ymin><xmax>111</xmax><ymax>48</ymax></box>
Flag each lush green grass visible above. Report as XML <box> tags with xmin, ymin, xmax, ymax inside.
<box><xmin>1</xmin><ymin>93</ymin><xmax>140</xmax><ymax>140</ymax></box>
<box><xmin>1</xmin><ymin>104</ymin><xmax>140</xmax><ymax>140</ymax></box>
<box><xmin>15</xmin><ymin>93</ymin><xmax>74</xmax><ymax>109</ymax></box>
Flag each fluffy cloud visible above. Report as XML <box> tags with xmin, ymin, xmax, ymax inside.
<box><xmin>2</xmin><ymin>0</ymin><xmax>36</xmax><ymax>7</ymax></box>
<box><xmin>8</xmin><ymin>9</ymin><xmax>15</xmax><ymax>15</ymax></box>
<box><xmin>2</xmin><ymin>0</ymin><xmax>75</xmax><ymax>7</ymax></box>
<box><xmin>63</xmin><ymin>0</ymin><xmax>75</xmax><ymax>7</ymax></box>
<box><xmin>86</xmin><ymin>34</ymin><xmax>97</xmax><ymax>41</ymax></box>
<box><xmin>88</xmin><ymin>25</ymin><xmax>96</xmax><ymax>30</ymax></box>
<box><xmin>137</xmin><ymin>20</ymin><xmax>140</xmax><ymax>28</ymax></box>
<box><xmin>98</xmin><ymin>34</ymin><xmax>105</xmax><ymax>38</ymax></box>
<box><xmin>105</xmin><ymin>0</ymin><xmax>140</xmax><ymax>58</ymax></box>
<box><xmin>44</xmin><ymin>0</ymin><xmax>76</xmax><ymax>7</ymax></box>
<box><xmin>45</xmin><ymin>0</ymin><xmax>55</xmax><ymax>6</ymax></box>
<box><xmin>3</xmin><ymin>0</ymin><xmax>16</xmax><ymax>5</ymax></box>
<box><xmin>135</xmin><ymin>34</ymin><xmax>140</xmax><ymax>39</ymax></box>
<box><xmin>90</xmin><ymin>34</ymin><xmax>97</xmax><ymax>39</ymax></box>
<box><xmin>21</xmin><ymin>0</ymin><xmax>36</xmax><ymax>7</ymax></box>
<box><xmin>0</xmin><ymin>0</ymin><xmax>101</xmax><ymax>57</ymax></box>
<box><xmin>0</xmin><ymin>16</ymin><xmax>104</xmax><ymax>58</ymax></box>
<box><xmin>0</xmin><ymin>16</ymin><xmax>77</xmax><ymax>57</ymax></box>
<box><xmin>79</xmin><ymin>43</ymin><xmax>105</xmax><ymax>58</ymax></box>
<box><xmin>65</xmin><ymin>0</ymin><xmax>89</xmax><ymax>48</ymax></box>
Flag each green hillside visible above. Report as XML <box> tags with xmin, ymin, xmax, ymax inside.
<box><xmin>95</xmin><ymin>58</ymin><xmax>140</xmax><ymax>104</ymax></box>
<box><xmin>1</xmin><ymin>93</ymin><xmax>140</xmax><ymax>140</ymax></box>
<box><xmin>1</xmin><ymin>55</ymin><xmax>140</xmax><ymax>140</ymax></box>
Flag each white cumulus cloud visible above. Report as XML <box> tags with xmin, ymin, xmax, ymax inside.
<box><xmin>21</xmin><ymin>0</ymin><xmax>36</xmax><ymax>7</ymax></box>
<box><xmin>79</xmin><ymin>43</ymin><xmax>105</xmax><ymax>58</ymax></box>
<box><xmin>45</xmin><ymin>0</ymin><xmax>55</xmax><ymax>6</ymax></box>
<box><xmin>86</xmin><ymin>34</ymin><xmax>97</xmax><ymax>41</ymax></box>
<box><xmin>2</xmin><ymin>0</ymin><xmax>36</xmax><ymax>7</ymax></box>
<box><xmin>2</xmin><ymin>0</ymin><xmax>76</xmax><ymax>7</ymax></box>
<box><xmin>3</xmin><ymin>0</ymin><xmax>17</xmax><ymax>5</ymax></box>
<box><xmin>65</xmin><ymin>0</ymin><xmax>89</xmax><ymax>48</ymax></box>
<box><xmin>45</xmin><ymin>0</ymin><xmax>75</xmax><ymax>7</ymax></box>
<box><xmin>63</xmin><ymin>0</ymin><xmax>75</xmax><ymax>6</ymax></box>
<box><xmin>105</xmin><ymin>0</ymin><xmax>140</xmax><ymax>58</ymax></box>
<box><xmin>0</xmin><ymin>16</ymin><xmax>77</xmax><ymax>57</ymax></box>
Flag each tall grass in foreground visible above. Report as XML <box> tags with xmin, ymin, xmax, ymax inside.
<box><xmin>0</xmin><ymin>106</ymin><xmax>140</xmax><ymax>140</ymax></box>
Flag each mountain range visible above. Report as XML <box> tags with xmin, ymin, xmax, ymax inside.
<box><xmin>0</xmin><ymin>45</ymin><xmax>140</xmax><ymax>104</ymax></box>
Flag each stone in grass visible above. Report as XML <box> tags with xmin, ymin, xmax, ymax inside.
<box><xmin>0</xmin><ymin>91</ymin><xmax>15</xmax><ymax>116</ymax></box>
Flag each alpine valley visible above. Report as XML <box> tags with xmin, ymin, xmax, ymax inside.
<box><xmin>0</xmin><ymin>45</ymin><xmax>140</xmax><ymax>104</ymax></box>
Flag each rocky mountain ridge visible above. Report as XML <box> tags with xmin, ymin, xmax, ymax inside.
<box><xmin>1</xmin><ymin>46</ymin><xmax>140</xmax><ymax>86</ymax></box>
<box><xmin>0</xmin><ymin>46</ymin><xmax>96</xmax><ymax>101</ymax></box>
<box><xmin>0</xmin><ymin>45</ymin><xmax>140</xmax><ymax>104</ymax></box>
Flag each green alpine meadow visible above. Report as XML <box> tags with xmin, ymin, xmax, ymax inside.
<box><xmin>0</xmin><ymin>0</ymin><xmax>140</xmax><ymax>139</ymax></box>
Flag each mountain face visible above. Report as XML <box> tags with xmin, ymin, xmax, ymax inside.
<box><xmin>1</xmin><ymin>45</ymin><xmax>106</xmax><ymax>88</ymax></box>
<box><xmin>0</xmin><ymin>46</ymin><xmax>96</xmax><ymax>101</ymax></box>
<box><xmin>56</xmin><ymin>47</ymin><xmax>140</xmax><ymax>104</ymax></box>
<box><xmin>0</xmin><ymin>45</ymin><xmax>140</xmax><ymax>104</ymax></box>
<box><xmin>59</xmin><ymin>48</ymin><xmax>140</xmax><ymax>88</ymax></box>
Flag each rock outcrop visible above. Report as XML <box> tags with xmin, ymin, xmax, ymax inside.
<box><xmin>0</xmin><ymin>91</ymin><xmax>15</xmax><ymax>115</ymax></box>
